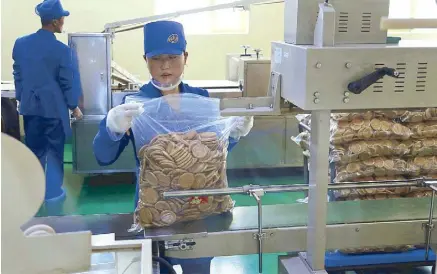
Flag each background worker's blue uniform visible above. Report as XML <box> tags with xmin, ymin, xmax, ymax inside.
<box><xmin>12</xmin><ymin>0</ymin><xmax>80</xmax><ymax>202</ymax></box>
<box><xmin>93</xmin><ymin>82</ymin><xmax>238</xmax><ymax>274</ymax></box>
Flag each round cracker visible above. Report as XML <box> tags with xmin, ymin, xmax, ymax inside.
<box><xmin>148</xmin><ymin>207</ymin><xmax>160</xmax><ymax>221</ymax></box>
<box><xmin>145</xmin><ymin>171</ymin><xmax>159</xmax><ymax>186</ymax></box>
<box><xmin>198</xmin><ymin>202</ymin><xmax>213</xmax><ymax>212</ymax></box>
<box><xmin>392</xmin><ymin>123</ymin><xmax>405</xmax><ymax>136</ymax></box>
<box><xmin>370</xmin><ymin>119</ymin><xmax>381</xmax><ymax>131</ymax></box>
<box><xmin>160</xmin><ymin>210</ymin><xmax>177</xmax><ymax>225</ymax></box>
<box><xmin>154</xmin><ymin>171</ymin><xmax>171</xmax><ymax>187</ymax></box>
<box><xmin>139</xmin><ymin>207</ymin><xmax>153</xmax><ymax>224</ymax></box>
<box><xmin>358</xmin><ymin>128</ymin><xmax>373</xmax><ymax>139</ymax></box>
<box><xmin>380</xmin><ymin>120</ymin><xmax>391</xmax><ymax>131</ymax></box>
<box><xmin>349</xmin><ymin>143</ymin><xmax>363</xmax><ymax>154</ymax></box>
<box><xmin>383</xmin><ymin>159</ymin><xmax>395</xmax><ymax>170</ymax></box>
<box><xmin>346</xmin><ymin>163</ymin><xmax>361</xmax><ymax>173</ymax></box>
<box><xmin>141</xmin><ymin>188</ymin><xmax>159</xmax><ymax>204</ymax></box>
<box><xmin>374</xmin><ymin>157</ymin><xmax>385</xmax><ymax>168</ymax></box>
<box><xmin>192</xmin><ymin>143</ymin><xmax>209</xmax><ymax>159</ymax></box>
<box><xmin>184</xmin><ymin>131</ymin><xmax>197</xmax><ymax>140</ymax></box>
<box><xmin>155</xmin><ymin>201</ymin><xmax>171</xmax><ymax>211</ymax></box>
<box><xmin>168</xmin><ymin>200</ymin><xmax>181</xmax><ymax>213</ymax></box>
<box><xmin>179</xmin><ymin>173</ymin><xmax>195</xmax><ymax>189</ymax></box>
<box><xmin>200</xmin><ymin>132</ymin><xmax>217</xmax><ymax>139</ymax></box>
<box><xmin>189</xmin><ymin>163</ymin><xmax>207</xmax><ymax>173</ymax></box>
<box><xmin>193</xmin><ymin>174</ymin><xmax>207</xmax><ymax>189</ymax></box>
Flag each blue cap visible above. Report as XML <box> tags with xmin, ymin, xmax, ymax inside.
<box><xmin>143</xmin><ymin>21</ymin><xmax>187</xmax><ymax>58</ymax></box>
<box><xmin>35</xmin><ymin>0</ymin><xmax>70</xmax><ymax>21</ymax></box>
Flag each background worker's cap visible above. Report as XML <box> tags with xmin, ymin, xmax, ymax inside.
<box><xmin>35</xmin><ymin>0</ymin><xmax>70</xmax><ymax>21</ymax></box>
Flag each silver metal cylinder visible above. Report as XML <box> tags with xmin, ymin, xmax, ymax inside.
<box><xmin>163</xmin><ymin>180</ymin><xmax>427</xmax><ymax>198</ymax></box>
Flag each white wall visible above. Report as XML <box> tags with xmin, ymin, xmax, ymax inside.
<box><xmin>1</xmin><ymin>0</ymin><xmax>284</xmax><ymax>81</ymax></box>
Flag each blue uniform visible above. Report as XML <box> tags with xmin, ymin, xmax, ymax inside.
<box><xmin>12</xmin><ymin>0</ymin><xmax>80</xmax><ymax>201</ymax></box>
<box><xmin>93</xmin><ymin>82</ymin><xmax>238</xmax><ymax>274</ymax></box>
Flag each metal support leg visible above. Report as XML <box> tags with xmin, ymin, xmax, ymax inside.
<box><xmin>425</xmin><ymin>190</ymin><xmax>436</xmax><ymax>260</ymax></box>
<box><xmin>306</xmin><ymin>110</ymin><xmax>331</xmax><ymax>271</ymax></box>
<box><xmin>250</xmin><ymin>189</ymin><xmax>265</xmax><ymax>274</ymax></box>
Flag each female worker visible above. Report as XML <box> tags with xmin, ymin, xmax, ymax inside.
<box><xmin>13</xmin><ymin>0</ymin><xmax>82</xmax><ymax>206</ymax></box>
<box><xmin>93</xmin><ymin>21</ymin><xmax>253</xmax><ymax>274</ymax></box>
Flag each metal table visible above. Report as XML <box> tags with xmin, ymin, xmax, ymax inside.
<box><xmin>25</xmin><ymin>197</ymin><xmax>437</xmax><ymax>260</ymax></box>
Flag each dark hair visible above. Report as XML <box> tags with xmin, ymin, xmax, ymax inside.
<box><xmin>41</xmin><ymin>19</ymin><xmax>53</xmax><ymax>26</ymax></box>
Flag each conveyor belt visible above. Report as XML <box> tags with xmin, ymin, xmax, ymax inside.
<box><xmin>24</xmin><ymin>198</ymin><xmax>437</xmax><ymax>258</ymax></box>
<box><xmin>25</xmin><ymin>197</ymin><xmax>435</xmax><ymax>238</ymax></box>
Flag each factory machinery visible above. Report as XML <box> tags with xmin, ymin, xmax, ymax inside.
<box><xmin>16</xmin><ymin>0</ymin><xmax>437</xmax><ymax>273</ymax></box>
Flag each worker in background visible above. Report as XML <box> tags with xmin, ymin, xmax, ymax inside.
<box><xmin>12</xmin><ymin>0</ymin><xmax>83</xmax><ymax>207</ymax></box>
<box><xmin>93</xmin><ymin>20</ymin><xmax>253</xmax><ymax>274</ymax></box>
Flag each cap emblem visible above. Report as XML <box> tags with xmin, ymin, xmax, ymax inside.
<box><xmin>167</xmin><ymin>34</ymin><xmax>179</xmax><ymax>44</ymax></box>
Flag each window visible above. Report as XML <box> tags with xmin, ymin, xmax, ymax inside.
<box><xmin>154</xmin><ymin>0</ymin><xmax>249</xmax><ymax>35</ymax></box>
<box><xmin>388</xmin><ymin>0</ymin><xmax>437</xmax><ymax>40</ymax></box>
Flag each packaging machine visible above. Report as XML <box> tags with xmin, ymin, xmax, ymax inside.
<box><xmin>15</xmin><ymin>0</ymin><xmax>437</xmax><ymax>273</ymax></box>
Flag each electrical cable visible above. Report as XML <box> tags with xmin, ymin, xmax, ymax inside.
<box><xmin>121</xmin><ymin>255</ymin><xmax>177</xmax><ymax>274</ymax></box>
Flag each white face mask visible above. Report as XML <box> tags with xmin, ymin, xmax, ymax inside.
<box><xmin>150</xmin><ymin>74</ymin><xmax>183</xmax><ymax>91</ymax></box>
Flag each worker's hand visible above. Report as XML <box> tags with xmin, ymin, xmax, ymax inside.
<box><xmin>72</xmin><ymin>107</ymin><xmax>83</xmax><ymax>120</ymax></box>
<box><xmin>106</xmin><ymin>103</ymin><xmax>144</xmax><ymax>134</ymax></box>
<box><xmin>230</xmin><ymin>116</ymin><xmax>254</xmax><ymax>139</ymax></box>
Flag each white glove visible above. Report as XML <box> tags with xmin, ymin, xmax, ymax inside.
<box><xmin>106</xmin><ymin>103</ymin><xmax>144</xmax><ymax>135</ymax></box>
<box><xmin>230</xmin><ymin>116</ymin><xmax>254</xmax><ymax>139</ymax></box>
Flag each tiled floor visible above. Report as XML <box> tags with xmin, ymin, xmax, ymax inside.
<box><xmin>36</xmin><ymin>144</ymin><xmax>433</xmax><ymax>274</ymax></box>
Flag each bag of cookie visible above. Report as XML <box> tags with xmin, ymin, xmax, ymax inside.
<box><xmin>330</xmin><ymin>140</ymin><xmax>410</xmax><ymax>164</ymax></box>
<box><xmin>332</xmin><ymin>175</ymin><xmax>410</xmax><ymax>199</ymax></box>
<box><xmin>407</xmin><ymin>156</ymin><xmax>437</xmax><ymax>175</ymax></box>
<box><xmin>406</xmin><ymin>138</ymin><xmax>437</xmax><ymax>157</ymax></box>
<box><xmin>408</xmin><ymin>121</ymin><xmax>437</xmax><ymax>139</ymax></box>
<box><xmin>331</xmin><ymin>111</ymin><xmax>376</xmax><ymax>122</ymax></box>
<box><xmin>334</xmin><ymin>157</ymin><xmax>420</xmax><ymax>182</ymax></box>
<box><xmin>378</xmin><ymin>108</ymin><xmax>437</xmax><ymax>123</ymax></box>
<box><xmin>330</xmin><ymin>118</ymin><xmax>412</xmax><ymax>145</ymax></box>
<box><xmin>128</xmin><ymin>94</ymin><xmax>239</xmax><ymax>229</ymax></box>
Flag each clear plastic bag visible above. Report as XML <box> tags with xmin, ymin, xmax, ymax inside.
<box><xmin>334</xmin><ymin>157</ymin><xmax>419</xmax><ymax>182</ymax></box>
<box><xmin>291</xmin><ymin>131</ymin><xmax>310</xmax><ymax>151</ymax></box>
<box><xmin>330</xmin><ymin>140</ymin><xmax>410</xmax><ymax>164</ymax></box>
<box><xmin>295</xmin><ymin>114</ymin><xmax>311</xmax><ymax>126</ymax></box>
<box><xmin>127</xmin><ymin>93</ymin><xmax>237</xmax><ymax>229</ymax></box>
<box><xmin>330</xmin><ymin>118</ymin><xmax>412</xmax><ymax>145</ymax></box>
<box><xmin>332</xmin><ymin>175</ymin><xmax>413</xmax><ymax>199</ymax></box>
<box><xmin>335</xmin><ymin>156</ymin><xmax>437</xmax><ymax>183</ymax></box>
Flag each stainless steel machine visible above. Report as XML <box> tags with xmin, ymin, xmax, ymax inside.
<box><xmin>25</xmin><ymin>0</ymin><xmax>437</xmax><ymax>273</ymax></box>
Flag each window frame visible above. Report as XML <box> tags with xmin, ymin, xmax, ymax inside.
<box><xmin>388</xmin><ymin>0</ymin><xmax>437</xmax><ymax>40</ymax></box>
<box><xmin>153</xmin><ymin>0</ymin><xmax>250</xmax><ymax>35</ymax></box>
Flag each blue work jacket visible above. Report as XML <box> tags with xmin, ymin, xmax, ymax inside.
<box><xmin>12</xmin><ymin>29</ymin><xmax>81</xmax><ymax>137</ymax></box>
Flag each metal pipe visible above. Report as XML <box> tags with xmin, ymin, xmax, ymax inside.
<box><xmin>163</xmin><ymin>180</ymin><xmax>428</xmax><ymax>198</ymax></box>
<box><xmin>426</xmin><ymin>190</ymin><xmax>435</xmax><ymax>260</ymax></box>
<box><xmin>252</xmin><ymin>192</ymin><xmax>263</xmax><ymax>273</ymax></box>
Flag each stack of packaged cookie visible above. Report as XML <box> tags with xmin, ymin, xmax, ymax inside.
<box><xmin>127</xmin><ymin>94</ymin><xmax>237</xmax><ymax>230</ymax></box>
<box><xmin>294</xmin><ymin>109</ymin><xmax>437</xmax><ymax>255</ymax></box>
<box><xmin>293</xmin><ymin>108</ymin><xmax>437</xmax><ymax>201</ymax></box>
